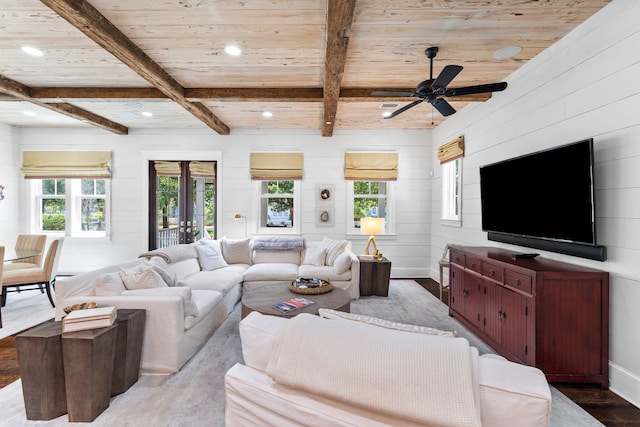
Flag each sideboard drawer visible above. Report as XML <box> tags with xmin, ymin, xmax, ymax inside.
<box><xmin>450</xmin><ymin>250</ymin><xmax>464</xmax><ymax>266</ymax></box>
<box><xmin>505</xmin><ymin>270</ymin><xmax>532</xmax><ymax>294</ymax></box>
<box><xmin>483</xmin><ymin>262</ymin><xmax>504</xmax><ymax>283</ymax></box>
<box><xmin>465</xmin><ymin>256</ymin><xmax>482</xmax><ymax>274</ymax></box>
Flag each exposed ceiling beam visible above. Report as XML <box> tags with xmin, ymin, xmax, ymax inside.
<box><xmin>40</xmin><ymin>0</ymin><xmax>230</xmax><ymax>135</ymax></box>
<box><xmin>0</xmin><ymin>75</ymin><xmax>128</xmax><ymax>135</ymax></box>
<box><xmin>322</xmin><ymin>0</ymin><xmax>356</xmax><ymax>137</ymax></box>
<box><xmin>28</xmin><ymin>86</ymin><xmax>492</xmax><ymax>104</ymax></box>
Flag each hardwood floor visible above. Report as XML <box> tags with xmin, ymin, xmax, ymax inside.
<box><xmin>415</xmin><ymin>278</ymin><xmax>640</xmax><ymax>427</ymax></box>
<box><xmin>1</xmin><ymin>280</ymin><xmax>639</xmax><ymax>426</ymax></box>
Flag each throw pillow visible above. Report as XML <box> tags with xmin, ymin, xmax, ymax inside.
<box><xmin>318</xmin><ymin>309</ymin><xmax>456</xmax><ymax>337</ymax></box>
<box><xmin>121</xmin><ymin>287</ymin><xmax>199</xmax><ymax>317</ymax></box>
<box><xmin>120</xmin><ymin>268</ymin><xmax>168</xmax><ymax>290</ymax></box>
<box><xmin>333</xmin><ymin>251</ymin><xmax>352</xmax><ymax>275</ymax></box>
<box><xmin>95</xmin><ymin>272</ymin><xmax>126</xmax><ymax>296</ymax></box>
<box><xmin>302</xmin><ymin>247</ymin><xmax>326</xmax><ymax>266</ymax></box>
<box><xmin>319</xmin><ymin>237</ymin><xmax>348</xmax><ymax>266</ymax></box>
<box><xmin>145</xmin><ymin>262</ymin><xmax>178</xmax><ymax>286</ymax></box>
<box><xmin>195</xmin><ymin>243</ymin><xmax>228</xmax><ymax>271</ymax></box>
<box><xmin>221</xmin><ymin>237</ymin><xmax>252</xmax><ymax>265</ymax></box>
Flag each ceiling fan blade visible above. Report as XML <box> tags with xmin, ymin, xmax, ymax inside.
<box><xmin>430</xmin><ymin>98</ymin><xmax>456</xmax><ymax>116</ymax></box>
<box><xmin>431</xmin><ymin>65</ymin><xmax>463</xmax><ymax>91</ymax></box>
<box><xmin>371</xmin><ymin>91</ymin><xmax>417</xmax><ymax>97</ymax></box>
<box><xmin>384</xmin><ymin>99</ymin><xmax>424</xmax><ymax>119</ymax></box>
<box><xmin>444</xmin><ymin>82</ymin><xmax>508</xmax><ymax>97</ymax></box>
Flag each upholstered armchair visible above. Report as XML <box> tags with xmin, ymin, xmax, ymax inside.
<box><xmin>3</xmin><ymin>234</ymin><xmax>47</xmax><ymax>272</ymax></box>
<box><xmin>1</xmin><ymin>237</ymin><xmax>64</xmax><ymax>307</ymax></box>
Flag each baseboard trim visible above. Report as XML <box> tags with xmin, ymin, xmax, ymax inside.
<box><xmin>609</xmin><ymin>362</ymin><xmax>640</xmax><ymax>409</ymax></box>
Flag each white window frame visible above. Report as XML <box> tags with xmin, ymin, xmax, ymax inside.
<box><xmin>346</xmin><ymin>180</ymin><xmax>396</xmax><ymax>236</ymax></box>
<box><xmin>441</xmin><ymin>158</ymin><xmax>462</xmax><ymax>227</ymax></box>
<box><xmin>254</xmin><ymin>180</ymin><xmax>301</xmax><ymax>235</ymax></box>
<box><xmin>29</xmin><ymin>178</ymin><xmax>111</xmax><ymax>239</ymax></box>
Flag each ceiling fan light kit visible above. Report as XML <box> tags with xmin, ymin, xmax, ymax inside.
<box><xmin>373</xmin><ymin>46</ymin><xmax>508</xmax><ymax>119</ymax></box>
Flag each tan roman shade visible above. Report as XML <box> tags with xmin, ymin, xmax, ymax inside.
<box><xmin>22</xmin><ymin>151</ymin><xmax>111</xmax><ymax>179</ymax></box>
<box><xmin>250</xmin><ymin>152</ymin><xmax>303</xmax><ymax>180</ymax></box>
<box><xmin>438</xmin><ymin>136</ymin><xmax>465</xmax><ymax>164</ymax></box>
<box><xmin>154</xmin><ymin>161</ymin><xmax>181</xmax><ymax>176</ymax></box>
<box><xmin>344</xmin><ymin>152</ymin><xmax>398</xmax><ymax>180</ymax></box>
<box><xmin>189</xmin><ymin>161</ymin><xmax>216</xmax><ymax>178</ymax></box>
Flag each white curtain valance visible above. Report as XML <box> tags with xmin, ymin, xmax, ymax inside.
<box><xmin>344</xmin><ymin>152</ymin><xmax>398</xmax><ymax>180</ymax></box>
<box><xmin>22</xmin><ymin>151</ymin><xmax>111</xmax><ymax>179</ymax></box>
<box><xmin>250</xmin><ymin>152</ymin><xmax>303</xmax><ymax>180</ymax></box>
<box><xmin>438</xmin><ymin>136</ymin><xmax>465</xmax><ymax>164</ymax></box>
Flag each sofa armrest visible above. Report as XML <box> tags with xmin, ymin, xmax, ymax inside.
<box><xmin>57</xmin><ymin>295</ymin><xmax>186</xmax><ymax>374</ymax></box>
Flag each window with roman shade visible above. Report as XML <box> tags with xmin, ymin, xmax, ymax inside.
<box><xmin>21</xmin><ymin>151</ymin><xmax>111</xmax><ymax>178</ymax></box>
<box><xmin>437</xmin><ymin>136</ymin><xmax>464</xmax><ymax>164</ymax></box>
<box><xmin>344</xmin><ymin>152</ymin><xmax>398</xmax><ymax>180</ymax></box>
<box><xmin>250</xmin><ymin>152</ymin><xmax>303</xmax><ymax>180</ymax></box>
<box><xmin>154</xmin><ymin>161</ymin><xmax>181</xmax><ymax>176</ymax></box>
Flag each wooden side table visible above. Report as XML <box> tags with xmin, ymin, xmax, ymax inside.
<box><xmin>111</xmin><ymin>309</ymin><xmax>146</xmax><ymax>396</ymax></box>
<box><xmin>16</xmin><ymin>320</ymin><xmax>67</xmax><ymax>421</ymax></box>
<box><xmin>359</xmin><ymin>257</ymin><xmax>391</xmax><ymax>296</ymax></box>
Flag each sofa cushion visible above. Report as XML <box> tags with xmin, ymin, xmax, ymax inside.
<box><xmin>120</xmin><ymin>267</ymin><xmax>168</xmax><ymax>290</ymax></box>
<box><xmin>195</xmin><ymin>243</ymin><xmax>228</xmax><ymax>271</ymax></box>
<box><xmin>252</xmin><ymin>249</ymin><xmax>301</xmax><ymax>265</ymax></box>
<box><xmin>95</xmin><ymin>272</ymin><xmax>127</xmax><ymax>296</ymax></box>
<box><xmin>297</xmin><ymin>265</ymin><xmax>351</xmax><ymax>282</ymax></box>
<box><xmin>239</xmin><ymin>311</ymin><xmax>289</xmax><ymax>372</ymax></box>
<box><xmin>221</xmin><ymin>238</ymin><xmax>252</xmax><ymax>265</ymax></box>
<box><xmin>318</xmin><ymin>237</ymin><xmax>348</xmax><ymax>266</ymax></box>
<box><xmin>149</xmin><ymin>256</ymin><xmax>201</xmax><ymax>280</ymax></box>
<box><xmin>302</xmin><ymin>247</ymin><xmax>326</xmax><ymax>266</ymax></box>
<box><xmin>333</xmin><ymin>251</ymin><xmax>352</xmax><ymax>274</ymax></box>
<box><xmin>243</xmin><ymin>263</ymin><xmax>299</xmax><ymax>283</ymax></box>
<box><xmin>121</xmin><ymin>286</ymin><xmax>199</xmax><ymax>317</ymax></box>
<box><xmin>183</xmin><ymin>267</ymin><xmax>243</xmax><ymax>296</ymax></box>
<box><xmin>185</xmin><ymin>290</ymin><xmax>224</xmax><ymax>330</ymax></box>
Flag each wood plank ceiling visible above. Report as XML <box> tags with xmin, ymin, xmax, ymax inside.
<box><xmin>0</xmin><ymin>0</ymin><xmax>611</xmax><ymax>136</ymax></box>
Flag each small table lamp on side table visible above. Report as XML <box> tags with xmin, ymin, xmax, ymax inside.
<box><xmin>360</xmin><ymin>217</ymin><xmax>385</xmax><ymax>261</ymax></box>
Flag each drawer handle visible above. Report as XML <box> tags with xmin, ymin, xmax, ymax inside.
<box><xmin>489</xmin><ymin>270</ymin><xmax>495</xmax><ymax>276</ymax></box>
<box><xmin>514</xmin><ymin>278</ymin><xmax>521</xmax><ymax>286</ymax></box>
<box><xmin>470</xmin><ymin>263</ymin><xmax>475</xmax><ymax>268</ymax></box>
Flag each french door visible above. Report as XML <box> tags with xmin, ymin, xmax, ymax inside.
<box><xmin>148</xmin><ymin>161</ymin><xmax>217</xmax><ymax>250</ymax></box>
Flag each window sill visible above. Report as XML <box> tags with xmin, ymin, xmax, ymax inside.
<box><xmin>440</xmin><ymin>218</ymin><xmax>462</xmax><ymax>228</ymax></box>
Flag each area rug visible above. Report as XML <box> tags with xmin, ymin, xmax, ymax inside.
<box><xmin>0</xmin><ymin>290</ymin><xmax>55</xmax><ymax>340</ymax></box>
<box><xmin>0</xmin><ymin>280</ymin><xmax>603</xmax><ymax>426</ymax></box>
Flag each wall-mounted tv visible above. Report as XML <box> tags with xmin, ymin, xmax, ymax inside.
<box><xmin>479</xmin><ymin>138</ymin><xmax>606</xmax><ymax>261</ymax></box>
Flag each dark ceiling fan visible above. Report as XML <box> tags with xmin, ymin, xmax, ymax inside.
<box><xmin>372</xmin><ymin>46</ymin><xmax>507</xmax><ymax>119</ymax></box>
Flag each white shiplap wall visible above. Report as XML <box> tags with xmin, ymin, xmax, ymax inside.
<box><xmin>11</xmin><ymin>128</ymin><xmax>432</xmax><ymax>277</ymax></box>
<box><xmin>0</xmin><ymin>124</ymin><xmax>20</xmax><ymax>244</ymax></box>
<box><xmin>431</xmin><ymin>0</ymin><xmax>640</xmax><ymax>408</ymax></box>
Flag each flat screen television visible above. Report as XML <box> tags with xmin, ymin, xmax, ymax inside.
<box><xmin>479</xmin><ymin>138</ymin><xmax>606</xmax><ymax>261</ymax></box>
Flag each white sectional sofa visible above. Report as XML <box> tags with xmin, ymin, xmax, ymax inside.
<box><xmin>225</xmin><ymin>311</ymin><xmax>552</xmax><ymax>427</ymax></box>
<box><xmin>55</xmin><ymin>236</ymin><xmax>359</xmax><ymax>374</ymax></box>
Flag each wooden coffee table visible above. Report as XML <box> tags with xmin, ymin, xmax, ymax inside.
<box><xmin>241</xmin><ymin>283</ymin><xmax>350</xmax><ymax>319</ymax></box>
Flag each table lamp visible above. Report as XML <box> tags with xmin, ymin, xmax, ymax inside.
<box><xmin>360</xmin><ymin>217</ymin><xmax>385</xmax><ymax>260</ymax></box>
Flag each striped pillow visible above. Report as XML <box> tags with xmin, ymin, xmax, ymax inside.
<box><xmin>319</xmin><ymin>237</ymin><xmax>348</xmax><ymax>266</ymax></box>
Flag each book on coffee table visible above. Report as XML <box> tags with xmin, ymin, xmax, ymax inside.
<box><xmin>272</xmin><ymin>297</ymin><xmax>315</xmax><ymax>314</ymax></box>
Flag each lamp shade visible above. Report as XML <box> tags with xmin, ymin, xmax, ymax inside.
<box><xmin>360</xmin><ymin>217</ymin><xmax>385</xmax><ymax>235</ymax></box>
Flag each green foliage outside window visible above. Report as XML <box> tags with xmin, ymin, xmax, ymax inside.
<box><xmin>353</xmin><ymin>181</ymin><xmax>386</xmax><ymax>223</ymax></box>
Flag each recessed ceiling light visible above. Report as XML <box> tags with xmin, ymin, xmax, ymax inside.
<box><xmin>224</xmin><ymin>45</ymin><xmax>242</xmax><ymax>56</ymax></box>
<box><xmin>21</xmin><ymin>46</ymin><xmax>43</xmax><ymax>57</ymax></box>
<box><xmin>262</xmin><ymin>111</ymin><xmax>273</xmax><ymax>118</ymax></box>
<box><xmin>22</xmin><ymin>110</ymin><xmax>37</xmax><ymax>116</ymax></box>
<box><xmin>493</xmin><ymin>45</ymin><xmax>522</xmax><ymax>60</ymax></box>
<box><xmin>141</xmin><ymin>111</ymin><xmax>153</xmax><ymax>117</ymax></box>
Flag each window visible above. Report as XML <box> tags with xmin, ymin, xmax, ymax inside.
<box><xmin>348</xmin><ymin>180</ymin><xmax>395</xmax><ymax>234</ymax></box>
<box><xmin>441</xmin><ymin>158</ymin><xmax>462</xmax><ymax>225</ymax></box>
<box><xmin>256</xmin><ymin>180</ymin><xmax>300</xmax><ymax>234</ymax></box>
<box><xmin>32</xmin><ymin>178</ymin><xmax>109</xmax><ymax>237</ymax></box>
